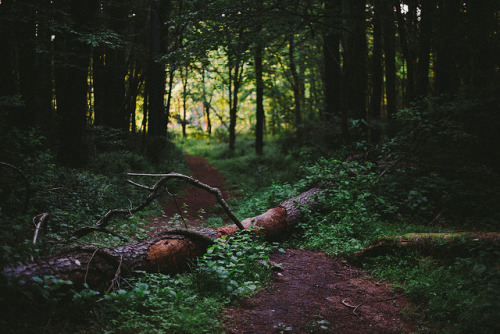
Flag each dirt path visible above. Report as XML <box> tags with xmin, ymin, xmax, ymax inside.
<box><xmin>154</xmin><ymin>155</ymin><xmax>420</xmax><ymax>333</ymax></box>
<box><xmin>150</xmin><ymin>154</ymin><xmax>232</xmax><ymax>229</ymax></box>
<box><xmin>224</xmin><ymin>248</ymin><xmax>419</xmax><ymax>333</ymax></box>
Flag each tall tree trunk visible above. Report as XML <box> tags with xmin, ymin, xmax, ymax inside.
<box><xmin>181</xmin><ymin>67</ymin><xmax>188</xmax><ymax>138</ymax></box>
<box><xmin>289</xmin><ymin>36</ymin><xmax>303</xmax><ymax>140</ymax></box>
<box><xmin>394</xmin><ymin>0</ymin><xmax>415</xmax><ymax>105</ymax></box>
<box><xmin>0</xmin><ymin>0</ymin><xmax>16</xmax><ymax>99</ymax></box>
<box><xmin>343</xmin><ymin>0</ymin><xmax>367</xmax><ymax>140</ymax></box>
<box><xmin>468</xmin><ymin>0</ymin><xmax>497</xmax><ymax>90</ymax></box>
<box><xmin>16</xmin><ymin>0</ymin><xmax>52</xmax><ymax>128</ymax></box>
<box><xmin>415</xmin><ymin>0</ymin><xmax>435</xmax><ymax>98</ymax></box>
<box><xmin>323</xmin><ymin>0</ymin><xmax>342</xmax><ymax>145</ymax></box>
<box><xmin>201</xmin><ymin>65</ymin><xmax>212</xmax><ymax>136</ymax></box>
<box><xmin>434</xmin><ymin>0</ymin><xmax>459</xmax><ymax>95</ymax></box>
<box><xmin>255</xmin><ymin>39</ymin><xmax>265</xmax><ymax>155</ymax></box>
<box><xmin>164</xmin><ymin>69</ymin><xmax>175</xmax><ymax>136</ymax></box>
<box><xmin>93</xmin><ymin>48</ymin><xmax>127</xmax><ymax>129</ymax></box>
<box><xmin>370</xmin><ymin>0</ymin><xmax>383</xmax><ymax>142</ymax></box>
<box><xmin>382</xmin><ymin>0</ymin><xmax>396</xmax><ymax>116</ymax></box>
<box><xmin>55</xmin><ymin>0</ymin><xmax>98</xmax><ymax>167</ymax></box>
<box><xmin>228</xmin><ymin>48</ymin><xmax>244</xmax><ymax>152</ymax></box>
<box><xmin>146</xmin><ymin>0</ymin><xmax>165</xmax><ymax>163</ymax></box>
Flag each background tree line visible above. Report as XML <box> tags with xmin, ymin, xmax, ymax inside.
<box><xmin>0</xmin><ymin>0</ymin><xmax>498</xmax><ymax>165</ymax></box>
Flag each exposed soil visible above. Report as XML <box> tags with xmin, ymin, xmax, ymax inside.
<box><xmin>150</xmin><ymin>154</ymin><xmax>232</xmax><ymax>229</ymax></box>
<box><xmin>224</xmin><ymin>249</ymin><xmax>419</xmax><ymax>333</ymax></box>
<box><xmin>155</xmin><ymin>155</ymin><xmax>421</xmax><ymax>333</ymax></box>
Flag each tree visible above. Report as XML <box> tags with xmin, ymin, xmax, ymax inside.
<box><xmin>55</xmin><ymin>0</ymin><xmax>98</xmax><ymax>167</ymax></box>
<box><xmin>343</xmin><ymin>0</ymin><xmax>368</xmax><ymax>134</ymax></box>
<box><xmin>3</xmin><ymin>178</ymin><xmax>322</xmax><ymax>287</ymax></box>
<box><xmin>381</xmin><ymin>0</ymin><xmax>396</xmax><ymax>116</ymax></box>
<box><xmin>415</xmin><ymin>0</ymin><xmax>435</xmax><ymax>98</ymax></box>
<box><xmin>394</xmin><ymin>0</ymin><xmax>416</xmax><ymax>105</ymax></box>
<box><xmin>254</xmin><ymin>0</ymin><xmax>265</xmax><ymax>155</ymax></box>
<box><xmin>370</xmin><ymin>0</ymin><xmax>383</xmax><ymax>142</ymax></box>
<box><xmin>434</xmin><ymin>0</ymin><xmax>460</xmax><ymax>95</ymax></box>
<box><xmin>146</xmin><ymin>0</ymin><xmax>166</xmax><ymax>163</ymax></box>
<box><xmin>93</xmin><ymin>1</ymin><xmax>128</xmax><ymax>130</ymax></box>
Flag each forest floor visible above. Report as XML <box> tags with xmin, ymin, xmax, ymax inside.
<box><xmin>155</xmin><ymin>155</ymin><xmax>423</xmax><ymax>333</ymax></box>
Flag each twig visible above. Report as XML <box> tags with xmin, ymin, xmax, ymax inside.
<box><xmin>166</xmin><ymin>189</ymin><xmax>188</xmax><ymax>228</ymax></box>
<box><xmin>429</xmin><ymin>212</ymin><xmax>442</xmax><ymax>226</ymax></box>
<box><xmin>341</xmin><ymin>299</ymin><xmax>363</xmax><ymax>316</ymax></box>
<box><xmin>107</xmin><ymin>255</ymin><xmax>124</xmax><ymax>293</ymax></box>
<box><xmin>32</xmin><ymin>213</ymin><xmax>50</xmax><ymax>244</ymax></box>
<box><xmin>85</xmin><ymin>248</ymin><xmax>100</xmax><ymax>285</ymax></box>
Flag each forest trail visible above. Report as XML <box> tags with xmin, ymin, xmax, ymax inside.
<box><xmin>154</xmin><ymin>155</ymin><xmax>421</xmax><ymax>333</ymax></box>
<box><xmin>149</xmin><ymin>154</ymin><xmax>232</xmax><ymax>229</ymax></box>
<box><xmin>224</xmin><ymin>248</ymin><xmax>419</xmax><ymax>333</ymax></box>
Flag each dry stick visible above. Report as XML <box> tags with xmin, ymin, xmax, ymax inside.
<box><xmin>107</xmin><ymin>255</ymin><xmax>124</xmax><ymax>293</ymax></box>
<box><xmin>341</xmin><ymin>299</ymin><xmax>363</xmax><ymax>316</ymax></box>
<box><xmin>128</xmin><ymin>172</ymin><xmax>244</xmax><ymax>230</ymax></box>
<box><xmin>84</xmin><ymin>248</ymin><xmax>100</xmax><ymax>285</ymax></box>
<box><xmin>72</xmin><ymin>172</ymin><xmax>242</xmax><ymax>239</ymax></box>
<box><xmin>73</xmin><ymin>175</ymin><xmax>171</xmax><ymax>238</ymax></box>
<box><xmin>32</xmin><ymin>213</ymin><xmax>50</xmax><ymax>244</ymax></box>
<box><xmin>166</xmin><ymin>189</ymin><xmax>189</xmax><ymax>228</ymax></box>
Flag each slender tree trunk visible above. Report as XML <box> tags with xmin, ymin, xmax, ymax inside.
<box><xmin>343</xmin><ymin>0</ymin><xmax>367</xmax><ymax>141</ymax></box>
<box><xmin>93</xmin><ymin>48</ymin><xmax>127</xmax><ymax>129</ymax></box>
<box><xmin>415</xmin><ymin>0</ymin><xmax>435</xmax><ymax>98</ymax></box>
<box><xmin>181</xmin><ymin>67</ymin><xmax>188</xmax><ymax>138</ymax></box>
<box><xmin>205</xmin><ymin>102</ymin><xmax>212</xmax><ymax>136</ymax></box>
<box><xmin>164</xmin><ymin>69</ymin><xmax>175</xmax><ymax>136</ymax></box>
<box><xmin>255</xmin><ymin>40</ymin><xmax>265</xmax><ymax>155</ymax></box>
<box><xmin>15</xmin><ymin>0</ymin><xmax>52</xmax><ymax>128</ymax></box>
<box><xmin>146</xmin><ymin>0</ymin><xmax>165</xmax><ymax>163</ymax></box>
<box><xmin>370</xmin><ymin>0</ymin><xmax>383</xmax><ymax>142</ymax></box>
<box><xmin>468</xmin><ymin>0</ymin><xmax>497</xmax><ymax>89</ymax></box>
<box><xmin>0</xmin><ymin>0</ymin><xmax>16</xmax><ymax>100</ymax></box>
<box><xmin>228</xmin><ymin>51</ymin><xmax>244</xmax><ymax>152</ymax></box>
<box><xmin>434</xmin><ymin>0</ymin><xmax>459</xmax><ymax>95</ymax></box>
<box><xmin>382</xmin><ymin>1</ymin><xmax>396</xmax><ymax>116</ymax></box>
<box><xmin>323</xmin><ymin>0</ymin><xmax>342</xmax><ymax>128</ymax></box>
<box><xmin>394</xmin><ymin>0</ymin><xmax>415</xmax><ymax>105</ymax></box>
<box><xmin>201</xmin><ymin>65</ymin><xmax>212</xmax><ymax>136</ymax></box>
<box><xmin>289</xmin><ymin>36</ymin><xmax>303</xmax><ymax>140</ymax></box>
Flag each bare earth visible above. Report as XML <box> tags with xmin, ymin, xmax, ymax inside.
<box><xmin>158</xmin><ymin>155</ymin><xmax>421</xmax><ymax>333</ymax></box>
<box><xmin>224</xmin><ymin>248</ymin><xmax>419</xmax><ymax>333</ymax></box>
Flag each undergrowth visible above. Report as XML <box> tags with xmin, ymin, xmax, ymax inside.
<box><xmin>1</xmin><ymin>93</ymin><xmax>499</xmax><ymax>333</ymax></box>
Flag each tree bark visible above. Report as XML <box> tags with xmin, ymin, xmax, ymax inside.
<box><xmin>354</xmin><ymin>232</ymin><xmax>500</xmax><ymax>259</ymax></box>
<box><xmin>370</xmin><ymin>0</ymin><xmax>383</xmax><ymax>142</ymax></box>
<box><xmin>415</xmin><ymin>0</ymin><xmax>435</xmax><ymax>98</ymax></box>
<box><xmin>382</xmin><ymin>0</ymin><xmax>396</xmax><ymax>117</ymax></box>
<box><xmin>3</xmin><ymin>187</ymin><xmax>322</xmax><ymax>289</ymax></box>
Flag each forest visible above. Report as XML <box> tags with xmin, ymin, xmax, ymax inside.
<box><xmin>0</xmin><ymin>0</ymin><xmax>499</xmax><ymax>333</ymax></box>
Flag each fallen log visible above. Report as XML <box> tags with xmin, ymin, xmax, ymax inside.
<box><xmin>354</xmin><ymin>232</ymin><xmax>500</xmax><ymax>260</ymax></box>
<box><xmin>3</xmin><ymin>187</ymin><xmax>323</xmax><ymax>289</ymax></box>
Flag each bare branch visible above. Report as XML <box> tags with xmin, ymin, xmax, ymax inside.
<box><xmin>72</xmin><ymin>172</ymin><xmax>243</xmax><ymax>239</ymax></box>
<box><xmin>128</xmin><ymin>172</ymin><xmax>243</xmax><ymax>230</ymax></box>
<box><xmin>32</xmin><ymin>213</ymin><xmax>51</xmax><ymax>244</ymax></box>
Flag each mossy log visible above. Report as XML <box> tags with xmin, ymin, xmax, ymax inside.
<box><xmin>2</xmin><ymin>188</ymin><xmax>323</xmax><ymax>289</ymax></box>
<box><xmin>354</xmin><ymin>232</ymin><xmax>500</xmax><ymax>259</ymax></box>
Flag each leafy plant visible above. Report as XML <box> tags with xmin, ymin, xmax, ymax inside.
<box><xmin>193</xmin><ymin>229</ymin><xmax>275</xmax><ymax>298</ymax></box>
